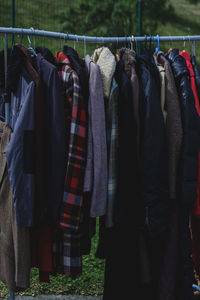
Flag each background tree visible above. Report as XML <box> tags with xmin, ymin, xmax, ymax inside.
<box><xmin>58</xmin><ymin>0</ymin><xmax>173</xmax><ymax>36</ymax></box>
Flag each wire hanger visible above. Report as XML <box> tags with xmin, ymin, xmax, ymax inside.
<box><xmin>131</xmin><ymin>35</ymin><xmax>135</xmax><ymax>51</ymax></box>
<box><xmin>74</xmin><ymin>34</ymin><xmax>78</xmax><ymax>50</ymax></box>
<box><xmin>182</xmin><ymin>36</ymin><xmax>186</xmax><ymax>51</ymax></box>
<box><xmin>27</xmin><ymin>32</ymin><xmax>37</xmax><ymax>57</ymax></box>
<box><xmin>192</xmin><ymin>40</ymin><xmax>196</xmax><ymax>57</ymax></box>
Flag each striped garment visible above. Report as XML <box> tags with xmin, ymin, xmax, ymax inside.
<box><xmin>105</xmin><ymin>78</ymin><xmax>119</xmax><ymax>228</ymax></box>
<box><xmin>53</xmin><ymin>52</ymin><xmax>87</xmax><ymax>277</ymax></box>
<box><xmin>55</xmin><ymin>52</ymin><xmax>87</xmax><ymax>231</ymax></box>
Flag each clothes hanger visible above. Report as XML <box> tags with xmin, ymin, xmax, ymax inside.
<box><xmin>182</xmin><ymin>36</ymin><xmax>186</xmax><ymax>52</ymax></box>
<box><xmin>74</xmin><ymin>35</ymin><xmax>78</xmax><ymax>50</ymax></box>
<box><xmin>192</xmin><ymin>40</ymin><xmax>196</xmax><ymax>57</ymax></box>
<box><xmin>60</xmin><ymin>34</ymin><xmax>62</xmax><ymax>52</ymax></box>
<box><xmin>27</xmin><ymin>33</ymin><xmax>37</xmax><ymax>57</ymax></box>
<box><xmin>154</xmin><ymin>34</ymin><xmax>160</xmax><ymax>53</ymax></box>
<box><xmin>131</xmin><ymin>35</ymin><xmax>137</xmax><ymax>52</ymax></box>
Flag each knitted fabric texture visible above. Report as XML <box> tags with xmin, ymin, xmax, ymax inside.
<box><xmin>93</xmin><ymin>47</ymin><xmax>116</xmax><ymax>99</ymax></box>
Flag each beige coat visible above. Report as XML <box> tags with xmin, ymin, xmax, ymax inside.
<box><xmin>0</xmin><ymin>121</ymin><xmax>30</xmax><ymax>291</ymax></box>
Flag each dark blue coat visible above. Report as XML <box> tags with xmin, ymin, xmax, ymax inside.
<box><xmin>34</xmin><ymin>54</ymin><xmax>67</xmax><ymax>222</ymax></box>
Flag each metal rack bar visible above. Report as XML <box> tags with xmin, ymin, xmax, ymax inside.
<box><xmin>1</xmin><ymin>26</ymin><xmax>200</xmax><ymax>300</ymax></box>
<box><xmin>1</xmin><ymin>27</ymin><xmax>200</xmax><ymax>43</ymax></box>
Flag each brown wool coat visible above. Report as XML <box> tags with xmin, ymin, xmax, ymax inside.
<box><xmin>0</xmin><ymin>121</ymin><xmax>30</xmax><ymax>291</ymax></box>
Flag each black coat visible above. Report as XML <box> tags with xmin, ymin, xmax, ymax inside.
<box><xmin>167</xmin><ymin>49</ymin><xmax>200</xmax><ymax>206</ymax></box>
<box><xmin>137</xmin><ymin>52</ymin><xmax>170</xmax><ymax>236</ymax></box>
<box><xmin>114</xmin><ymin>59</ymin><xmax>142</xmax><ymax>226</ymax></box>
<box><xmin>167</xmin><ymin>48</ymin><xmax>200</xmax><ymax>300</ymax></box>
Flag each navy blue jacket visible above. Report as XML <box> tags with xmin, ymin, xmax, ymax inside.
<box><xmin>34</xmin><ymin>54</ymin><xmax>67</xmax><ymax>222</ymax></box>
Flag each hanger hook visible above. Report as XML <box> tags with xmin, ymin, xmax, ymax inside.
<box><xmin>60</xmin><ymin>34</ymin><xmax>62</xmax><ymax>51</ymax></box>
<box><xmin>27</xmin><ymin>35</ymin><xmax>32</xmax><ymax>48</ymax></box>
<box><xmin>183</xmin><ymin>36</ymin><xmax>186</xmax><ymax>49</ymax></box>
<box><xmin>74</xmin><ymin>34</ymin><xmax>77</xmax><ymax>49</ymax></box>
<box><xmin>131</xmin><ymin>35</ymin><xmax>134</xmax><ymax>50</ymax></box>
<box><xmin>192</xmin><ymin>40</ymin><xmax>196</xmax><ymax>57</ymax></box>
<box><xmin>155</xmin><ymin>34</ymin><xmax>160</xmax><ymax>52</ymax></box>
<box><xmin>30</xmin><ymin>27</ymin><xmax>35</xmax><ymax>49</ymax></box>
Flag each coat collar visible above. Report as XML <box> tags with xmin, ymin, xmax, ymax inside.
<box><xmin>93</xmin><ymin>47</ymin><xmax>116</xmax><ymax>98</ymax></box>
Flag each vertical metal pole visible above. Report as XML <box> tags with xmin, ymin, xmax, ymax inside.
<box><xmin>4</xmin><ymin>33</ymin><xmax>10</xmax><ymax>125</ymax></box>
<box><xmin>9</xmin><ymin>291</ymin><xmax>15</xmax><ymax>300</ymax></box>
<box><xmin>138</xmin><ymin>0</ymin><xmax>142</xmax><ymax>54</ymax></box>
<box><xmin>11</xmin><ymin>0</ymin><xmax>15</xmax><ymax>44</ymax></box>
<box><xmin>4</xmin><ymin>33</ymin><xmax>14</xmax><ymax>298</ymax></box>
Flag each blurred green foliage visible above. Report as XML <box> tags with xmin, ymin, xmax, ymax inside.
<box><xmin>59</xmin><ymin>0</ymin><xmax>173</xmax><ymax>36</ymax></box>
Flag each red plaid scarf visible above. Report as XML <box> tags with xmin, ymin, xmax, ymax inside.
<box><xmin>55</xmin><ymin>52</ymin><xmax>87</xmax><ymax>231</ymax></box>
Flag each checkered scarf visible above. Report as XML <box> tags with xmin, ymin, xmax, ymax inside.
<box><xmin>55</xmin><ymin>52</ymin><xmax>87</xmax><ymax>231</ymax></box>
<box><xmin>53</xmin><ymin>52</ymin><xmax>87</xmax><ymax>277</ymax></box>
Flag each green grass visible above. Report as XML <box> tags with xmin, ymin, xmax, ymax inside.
<box><xmin>0</xmin><ymin>219</ymin><xmax>105</xmax><ymax>299</ymax></box>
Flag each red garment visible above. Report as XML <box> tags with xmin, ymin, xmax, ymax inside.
<box><xmin>180</xmin><ymin>51</ymin><xmax>200</xmax><ymax>216</ymax></box>
<box><xmin>55</xmin><ymin>52</ymin><xmax>87</xmax><ymax>231</ymax></box>
<box><xmin>31</xmin><ymin>226</ymin><xmax>53</xmax><ymax>283</ymax></box>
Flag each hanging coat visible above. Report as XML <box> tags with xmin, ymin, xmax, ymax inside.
<box><xmin>167</xmin><ymin>48</ymin><xmax>200</xmax><ymax>300</ymax></box>
<box><xmin>114</xmin><ymin>59</ymin><xmax>142</xmax><ymax>226</ymax></box>
<box><xmin>0</xmin><ymin>120</ymin><xmax>30</xmax><ymax>291</ymax></box>
<box><xmin>137</xmin><ymin>52</ymin><xmax>170</xmax><ymax>236</ymax></box>
<box><xmin>34</xmin><ymin>53</ymin><xmax>68</xmax><ymax>222</ymax></box>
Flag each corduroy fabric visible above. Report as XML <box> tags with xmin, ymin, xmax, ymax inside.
<box><xmin>0</xmin><ymin>121</ymin><xmax>30</xmax><ymax>291</ymax></box>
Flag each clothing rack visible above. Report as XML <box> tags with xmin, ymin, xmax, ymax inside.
<box><xmin>1</xmin><ymin>26</ymin><xmax>200</xmax><ymax>300</ymax></box>
<box><xmin>1</xmin><ymin>27</ymin><xmax>200</xmax><ymax>43</ymax></box>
